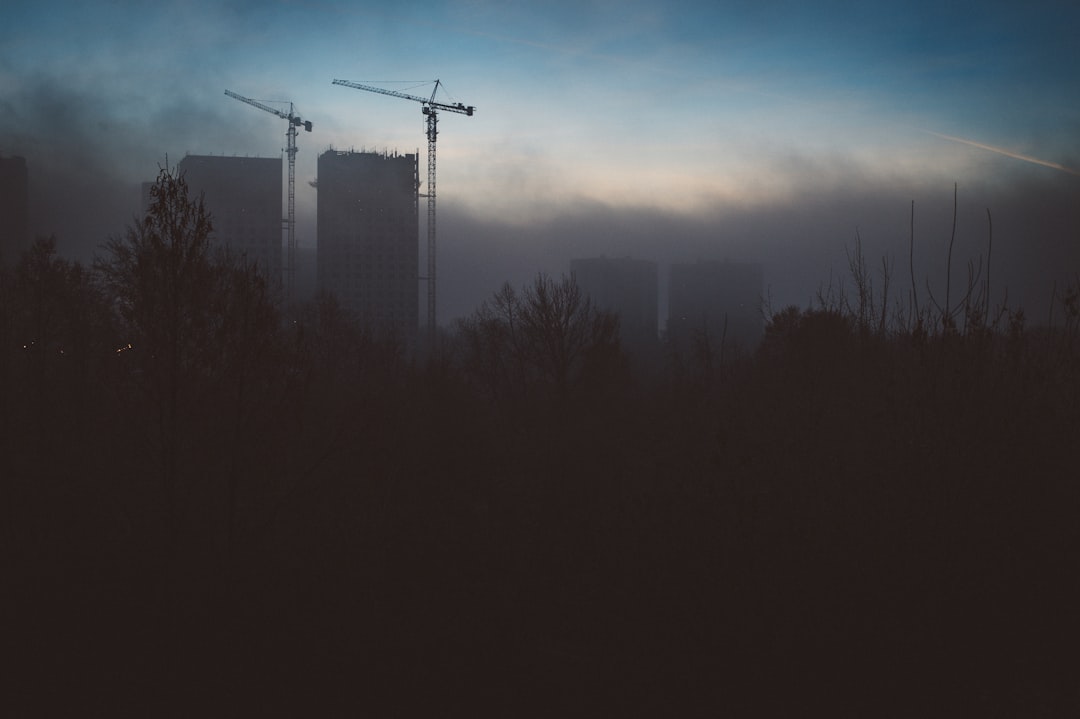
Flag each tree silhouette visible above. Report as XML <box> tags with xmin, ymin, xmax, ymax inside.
<box><xmin>1</xmin><ymin>236</ymin><xmax>110</xmax><ymax>466</ymax></box>
<box><xmin>97</xmin><ymin>166</ymin><xmax>218</xmax><ymax>494</ymax></box>
<box><xmin>456</xmin><ymin>272</ymin><xmax>621</xmax><ymax>401</ymax></box>
<box><xmin>96</xmin><ymin>165</ymin><xmax>288</xmax><ymax>543</ymax></box>
<box><xmin>521</xmin><ymin>272</ymin><xmax>620</xmax><ymax>393</ymax></box>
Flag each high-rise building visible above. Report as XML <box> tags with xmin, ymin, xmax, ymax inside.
<box><xmin>0</xmin><ymin>154</ymin><xmax>29</xmax><ymax>266</ymax></box>
<box><xmin>317</xmin><ymin>149</ymin><xmax>419</xmax><ymax>339</ymax></box>
<box><xmin>175</xmin><ymin>155</ymin><xmax>282</xmax><ymax>282</ymax></box>
<box><xmin>570</xmin><ymin>257</ymin><xmax>658</xmax><ymax>351</ymax></box>
<box><xmin>668</xmin><ymin>260</ymin><xmax>764</xmax><ymax>353</ymax></box>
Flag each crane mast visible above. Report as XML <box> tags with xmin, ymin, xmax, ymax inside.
<box><xmin>424</xmin><ymin>105</ymin><xmax>437</xmax><ymax>348</ymax></box>
<box><xmin>332</xmin><ymin>79</ymin><xmax>474</xmax><ymax>348</ymax></box>
<box><xmin>224</xmin><ymin>90</ymin><xmax>312</xmax><ymax>303</ymax></box>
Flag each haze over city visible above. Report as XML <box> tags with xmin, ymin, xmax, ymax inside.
<box><xmin>7</xmin><ymin>3</ymin><xmax>1080</xmax><ymax>715</ymax></box>
<box><xmin>3</xmin><ymin>0</ymin><xmax>1078</xmax><ymax>323</ymax></box>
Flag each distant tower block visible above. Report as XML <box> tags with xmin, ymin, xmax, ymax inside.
<box><xmin>0</xmin><ymin>154</ymin><xmax>29</xmax><ymax>266</ymax></box>
<box><xmin>177</xmin><ymin>155</ymin><xmax>283</xmax><ymax>282</ymax></box>
<box><xmin>570</xmin><ymin>257</ymin><xmax>659</xmax><ymax>350</ymax></box>
<box><xmin>668</xmin><ymin>260</ymin><xmax>764</xmax><ymax>353</ymax></box>
<box><xmin>317</xmin><ymin>149</ymin><xmax>419</xmax><ymax>342</ymax></box>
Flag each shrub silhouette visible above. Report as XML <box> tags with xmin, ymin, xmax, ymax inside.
<box><xmin>455</xmin><ymin>272</ymin><xmax>622</xmax><ymax>403</ymax></box>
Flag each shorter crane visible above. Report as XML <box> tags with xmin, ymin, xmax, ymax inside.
<box><xmin>332</xmin><ymin>79</ymin><xmax>474</xmax><ymax>346</ymax></box>
<box><xmin>224</xmin><ymin>89</ymin><xmax>312</xmax><ymax>302</ymax></box>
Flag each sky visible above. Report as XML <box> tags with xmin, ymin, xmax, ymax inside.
<box><xmin>2</xmin><ymin>0</ymin><xmax>1079</xmax><ymax>325</ymax></box>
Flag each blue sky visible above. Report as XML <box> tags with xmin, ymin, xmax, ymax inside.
<box><xmin>2</xmin><ymin>0</ymin><xmax>1078</xmax><ymax>320</ymax></box>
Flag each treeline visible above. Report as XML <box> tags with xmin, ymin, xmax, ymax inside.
<box><xmin>3</xmin><ymin>168</ymin><xmax>1079</xmax><ymax>717</ymax></box>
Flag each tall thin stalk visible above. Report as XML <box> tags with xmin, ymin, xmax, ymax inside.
<box><xmin>909</xmin><ymin>200</ymin><xmax>919</xmax><ymax>325</ymax></box>
<box><xmin>984</xmin><ymin>208</ymin><xmax>992</xmax><ymax>326</ymax></box>
<box><xmin>944</xmin><ymin>183</ymin><xmax>957</xmax><ymax>328</ymax></box>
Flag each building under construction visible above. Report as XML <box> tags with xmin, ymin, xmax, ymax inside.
<box><xmin>175</xmin><ymin>155</ymin><xmax>283</xmax><ymax>282</ymax></box>
<box><xmin>668</xmin><ymin>260</ymin><xmax>764</xmax><ymax>354</ymax></box>
<box><xmin>316</xmin><ymin>149</ymin><xmax>419</xmax><ymax>340</ymax></box>
<box><xmin>570</xmin><ymin>256</ymin><xmax>658</xmax><ymax>352</ymax></box>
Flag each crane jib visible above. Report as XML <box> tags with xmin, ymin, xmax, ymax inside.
<box><xmin>223</xmin><ymin>88</ymin><xmax>312</xmax><ymax>303</ymax></box>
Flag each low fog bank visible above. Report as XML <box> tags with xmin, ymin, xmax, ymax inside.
<box><xmin>1</xmin><ymin>73</ymin><xmax>285</xmax><ymax>262</ymax></box>
<box><xmin>441</xmin><ymin>171</ymin><xmax>1080</xmax><ymax>328</ymax></box>
<box><xmin>10</xmin><ymin>154</ymin><xmax>1078</xmax><ymax>331</ymax></box>
<box><xmin>5</xmin><ymin>73</ymin><xmax>1077</xmax><ymax>327</ymax></box>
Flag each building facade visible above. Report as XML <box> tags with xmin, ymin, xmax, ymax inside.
<box><xmin>668</xmin><ymin>260</ymin><xmax>764</xmax><ymax>354</ymax></box>
<box><xmin>317</xmin><ymin>149</ymin><xmax>419</xmax><ymax>339</ymax></box>
<box><xmin>0</xmin><ymin>154</ymin><xmax>29</xmax><ymax>266</ymax></box>
<box><xmin>570</xmin><ymin>256</ymin><xmax>658</xmax><ymax>351</ymax></box>
<box><xmin>175</xmin><ymin>155</ymin><xmax>282</xmax><ymax>282</ymax></box>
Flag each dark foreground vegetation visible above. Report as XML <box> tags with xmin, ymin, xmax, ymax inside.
<box><xmin>4</xmin><ymin>169</ymin><xmax>1078</xmax><ymax>717</ymax></box>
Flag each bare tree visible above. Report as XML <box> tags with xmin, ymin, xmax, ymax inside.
<box><xmin>456</xmin><ymin>272</ymin><xmax>621</xmax><ymax>399</ymax></box>
<box><xmin>97</xmin><ymin>167</ymin><xmax>216</xmax><ymax>493</ymax></box>
<box><xmin>96</xmin><ymin>165</ymin><xmax>286</xmax><ymax>531</ymax></box>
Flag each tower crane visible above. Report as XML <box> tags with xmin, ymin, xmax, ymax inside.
<box><xmin>331</xmin><ymin>79</ymin><xmax>474</xmax><ymax>347</ymax></box>
<box><xmin>224</xmin><ymin>89</ymin><xmax>312</xmax><ymax>303</ymax></box>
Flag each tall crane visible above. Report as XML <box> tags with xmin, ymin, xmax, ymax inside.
<box><xmin>224</xmin><ymin>89</ymin><xmax>312</xmax><ymax>302</ymax></box>
<box><xmin>332</xmin><ymin>79</ymin><xmax>474</xmax><ymax>347</ymax></box>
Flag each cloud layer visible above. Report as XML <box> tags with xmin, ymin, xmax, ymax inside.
<box><xmin>3</xmin><ymin>0</ymin><xmax>1077</xmax><ymax>330</ymax></box>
